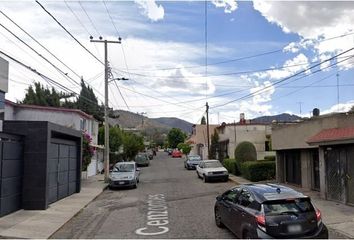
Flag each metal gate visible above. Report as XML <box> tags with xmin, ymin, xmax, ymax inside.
<box><xmin>48</xmin><ymin>139</ymin><xmax>78</xmax><ymax>204</ymax></box>
<box><xmin>0</xmin><ymin>133</ymin><xmax>23</xmax><ymax>217</ymax></box>
<box><xmin>325</xmin><ymin>146</ymin><xmax>354</xmax><ymax>203</ymax></box>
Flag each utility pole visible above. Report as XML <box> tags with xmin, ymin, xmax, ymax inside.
<box><xmin>206</xmin><ymin>102</ymin><xmax>210</xmax><ymax>159</ymax></box>
<box><xmin>90</xmin><ymin>36</ymin><xmax>121</xmax><ymax>182</ymax></box>
<box><xmin>336</xmin><ymin>72</ymin><xmax>340</xmax><ymax>112</ymax></box>
<box><xmin>296</xmin><ymin>101</ymin><xmax>303</xmax><ymax>115</ymax></box>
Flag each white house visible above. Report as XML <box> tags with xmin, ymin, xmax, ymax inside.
<box><xmin>217</xmin><ymin>122</ymin><xmax>275</xmax><ymax>160</ymax></box>
<box><xmin>187</xmin><ymin>124</ymin><xmax>218</xmax><ymax>159</ymax></box>
<box><xmin>5</xmin><ymin>100</ymin><xmax>102</xmax><ymax>177</ymax></box>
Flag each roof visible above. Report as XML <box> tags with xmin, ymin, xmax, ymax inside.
<box><xmin>217</xmin><ymin>122</ymin><xmax>270</xmax><ymax>130</ymax></box>
<box><xmin>307</xmin><ymin>127</ymin><xmax>354</xmax><ymax>144</ymax></box>
<box><xmin>241</xmin><ymin>184</ymin><xmax>306</xmax><ymax>203</ymax></box>
<box><xmin>6</xmin><ymin>99</ymin><xmax>96</xmax><ymax>120</ymax></box>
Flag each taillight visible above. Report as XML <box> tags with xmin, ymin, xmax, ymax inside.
<box><xmin>256</xmin><ymin>214</ymin><xmax>266</xmax><ymax>232</ymax></box>
<box><xmin>315</xmin><ymin>209</ymin><xmax>322</xmax><ymax>226</ymax></box>
<box><xmin>256</xmin><ymin>214</ymin><xmax>266</xmax><ymax>225</ymax></box>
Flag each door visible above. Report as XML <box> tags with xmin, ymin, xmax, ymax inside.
<box><xmin>48</xmin><ymin>140</ymin><xmax>78</xmax><ymax>204</ymax></box>
<box><xmin>0</xmin><ymin>134</ymin><xmax>23</xmax><ymax>217</ymax></box>
<box><xmin>312</xmin><ymin>150</ymin><xmax>320</xmax><ymax>191</ymax></box>
<box><xmin>326</xmin><ymin>147</ymin><xmax>345</xmax><ymax>202</ymax></box>
<box><xmin>347</xmin><ymin>147</ymin><xmax>354</xmax><ymax>205</ymax></box>
<box><xmin>285</xmin><ymin>151</ymin><xmax>301</xmax><ymax>185</ymax></box>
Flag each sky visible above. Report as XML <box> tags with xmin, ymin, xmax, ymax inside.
<box><xmin>1</xmin><ymin>0</ymin><xmax>354</xmax><ymax>124</ymax></box>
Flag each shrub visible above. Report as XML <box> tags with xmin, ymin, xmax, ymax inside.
<box><xmin>234</xmin><ymin>141</ymin><xmax>257</xmax><ymax>164</ymax></box>
<box><xmin>240</xmin><ymin>160</ymin><xmax>275</xmax><ymax>182</ymax></box>
<box><xmin>264</xmin><ymin>155</ymin><xmax>276</xmax><ymax>161</ymax></box>
<box><xmin>223</xmin><ymin>158</ymin><xmax>241</xmax><ymax>176</ymax></box>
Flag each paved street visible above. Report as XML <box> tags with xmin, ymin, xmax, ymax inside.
<box><xmin>51</xmin><ymin>152</ymin><xmax>345</xmax><ymax>239</ymax></box>
<box><xmin>51</xmin><ymin>152</ymin><xmax>235</xmax><ymax>239</ymax></box>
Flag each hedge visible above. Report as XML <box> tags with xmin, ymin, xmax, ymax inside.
<box><xmin>234</xmin><ymin>141</ymin><xmax>257</xmax><ymax>163</ymax></box>
<box><xmin>264</xmin><ymin>155</ymin><xmax>276</xmax><ymax>161</ymax></box>
<box><xmin>223</xmin><ymin>158</ymin><xmax>241</xmax><ymax>176</ymax></box>
<box><xmin>240</xmin><ymin>160</ymin><xmax>275</xmax><ymax>182</ymax></box>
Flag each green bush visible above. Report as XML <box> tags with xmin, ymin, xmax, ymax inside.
<box><xmin>264</xmin><ymin>155</ymin><xmax>276</xmax><ymax>161</ymax></box>
<box><xmin>223</xmin><ymin>158</ymin><xmax>241</xmax><ymax>176</ymax></box>
<box><xmin>234</xmin><ymin>141</ymin><xmax>257</xmax><ymax>164</ymax></box>
<box><xmin>240</xmin><ymin>160</ymin><xmax>275</xmax><ymax>182</ymax></box>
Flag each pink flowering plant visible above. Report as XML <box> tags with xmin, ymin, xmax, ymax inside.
<box><xmin>82</xmin><ymin>131</ymin><xmax>95</xmax><ymax>171</ymax></box>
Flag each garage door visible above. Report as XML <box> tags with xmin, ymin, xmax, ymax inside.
<box><xmin>0</xmin><ymin>134</ymin><xmax>23</xmax><ymax>217</ymax></box>
<box><xmin>48</xmin><ymin>139</ymin><xmax>78</xmax><ymax>204</ymax></box>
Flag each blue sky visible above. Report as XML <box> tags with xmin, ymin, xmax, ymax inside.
<box><xmin>1</xmin><ymin>1</ymin><xmax>354</xmax><ymax>124</ymax></box>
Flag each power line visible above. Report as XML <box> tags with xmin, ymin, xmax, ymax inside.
<box><xmin>0</xmin><ymin>22</ymin><xmax>80</xmax><ymax>88</ymax></box>
<box><xmin>126</xmin><ymin>32</ymin><xmax>354</xmax><ymax>72</ymax></box>
<box><xmin>0</xmin><ymin>50</ymin><xmax>103</xmax><ymax>107</ymax></box>
<box><xmin>0</xmin><ymin>10</ymin><xmax>82</xmax><ymax>80</ymax></box>
<box><xmin>36</xmin><ymin>0</ymin><xmax>103</xmax><ymax>65</ymax></box>
<box><xmin>78</xmin><ymin>1</ymin><xmax>101</xmax><ymax>37</ymax></box>
<box><xmin>211</xmin><ymin>47</ymin><xmax>354</xmax><ymax>109</ymax></box>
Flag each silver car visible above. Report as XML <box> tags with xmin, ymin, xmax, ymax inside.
<box><xmin>109</xmin><ymin>162</ymin><xmax>140</xmax><ymax>189</ymax></box>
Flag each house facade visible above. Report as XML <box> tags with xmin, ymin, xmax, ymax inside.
<box><xmin>272</xmin><ymin>112</ymin><xmax>354</xmax><ymax>206</ymax></box>
<box><xmin>5</xmin><ymin>100</ymin><xmax>101</xmax><ymax>177</ymax></box>
<box><xmin>216</xmin><ymin>123</ymin><xmax>275</xmax><ymax>160</ymax></box>
<box><xmin>187</xmin><ymin>124</ymin><xmax>218</xmax><ymax>159</ymax></box>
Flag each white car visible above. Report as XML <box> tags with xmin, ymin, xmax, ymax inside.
<box><xmin>196</xmin><ymin>160</ymin><xmax>229</xmax><ymax>182</ymax></box>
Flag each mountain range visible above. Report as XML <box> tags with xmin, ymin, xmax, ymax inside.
<box><xmin>109</xmin><ymin>111</ymin><xmax>301</xmax><ymax>133</ymax></box>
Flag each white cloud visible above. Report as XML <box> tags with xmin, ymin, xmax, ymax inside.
<box><xmin>253</xmin><ymin>1</ymin><xmax>354</xmax><ymax>70</ymax></box>
<box><xmin>134</xmin><ymin>0</ymin><xmax>164</xmax><ymax>22</ymax></box>
<box><xmin>321</xmin><ymin>101</ymin><xmax>354</xmax><ymax>114</ymax></box>
<box><xmin>212</xmin><ymin>0</ymin><xmax>238</xmax><ymax>13</ymax></box>
<box><xmin>254</xmin><ymin>53</ymin><xmax>309</xmax><ymax>80</ymax></box>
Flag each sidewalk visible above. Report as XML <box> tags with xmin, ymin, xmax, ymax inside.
<box><xmin>229</xmin><ymin>174</ymin><xmax>354</xmax><ymax>239</ymax></box>
<box><xmin>0</xmin><ymin>174</ymin><xmax>107</xmax><ymax>239</ymax></box>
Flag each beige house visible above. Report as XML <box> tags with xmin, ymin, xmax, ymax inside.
<box><xmin>187</xmin><ymin>124</ymin><xmax>218</xmax><ymax>159</ymax></box>
<box><xmin>217</xmin><ymin>122</ymin><xmax>275</xmax><ymax>160</ymax></box>
<box><xmin>272</xmin><ymin>112</ymin><xmax>354</xmax><ymax>206</ymax></box>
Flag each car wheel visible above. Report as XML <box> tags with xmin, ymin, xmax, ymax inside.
<box><xmin>133</xmin><ymin>183</ymin><xmax>137</xmax><ymax>189</ymax></box>
<box><xmin>243</xmin><ymin>230</ymin><xmax>252</xmax><ymax>239</ymax></box>
<box><xmin>197</xmin><ymin>171</ymin><xmax>201</xmax><ymax>178</ymax></box>
<box><xmin>203</xmin><ymin>174</ymin><xmax>208</xmax><ymax>183</ymax></box>
<box><xmin>214</xmin><ymin>207</ymin><xmax>224</xmax><ymax>228</ymax></box>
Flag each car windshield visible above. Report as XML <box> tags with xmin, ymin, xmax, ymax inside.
<box><xmin>135</xmin><ymin>155</ymin><xmax>147</xmax><ymax>161</ymax></box>
<box><xmin>263</xmin><ymin>198</ymin><xmax>314</xmax><ymax>215</ymax></box>
<box><xmin>113</xmin><ymin>164</ymin><xmax>135</xmax><ymax>172</ymax></box>
<box><xmin>189</xmin><ymin>156</ymin><xmax>201</xmax><ymax>161</ymax></box>
<box><xmin>204</xmin><ymin>161</ymin><xmax>222</xmax><ymax>168</ymax></box>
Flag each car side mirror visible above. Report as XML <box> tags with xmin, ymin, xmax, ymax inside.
<box><xmin>216</xmin><ymin>195</ymin><xmax>223</xmax><ymax>201</ymax></box>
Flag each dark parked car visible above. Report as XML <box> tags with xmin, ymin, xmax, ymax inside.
<box><xmin>214</xmin><ymin>184</ymin><xmax>328</xmax><ymax>239</ymax></box>
<box><xmin>135</xmin><ymin>153</ymin><xmax>150</xmax><ymax>167</ymax></box>
<box><xmin>184</xmin><ymin>155</ymin><xmax>202</xmax><ymax>170</ymax></box>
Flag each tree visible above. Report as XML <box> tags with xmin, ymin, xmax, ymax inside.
<box><xmin>350</xmin><ymin>105</ymin><xmax>354</xmax><ymax>112</ymax></box>
<box><xmin>98</xmin><ymin>126</ymin><xmax>123</xmax><ymax>153</ymax></box>
<box><xmin>177</xmin><ymin>142</ymin><xmax>192</xmax><ymax>155</ymax></box>
<box><xmin>122</xmin><ymin>132</ymin><xmax>144</xmax><ymax>160</ymax></box>
<box><xmin>21</xmin><ymin>82</ymin><xmax>73</xmax><ymax>107</ymax></box>
<box><xmin>77</xmin><ymin>79</ymin><xmax>103</xmax><ymax>122</ymax></box>
<box><xmin>167</xmin><ymin>128</ymin><xmax>187</xmax><ymax>148</ymax></box>
<box><xmin>209</xmin><ymin>128</ymin><xmax>219</xmax><ymax>159</ymax></box>
<box><xmin>234</xmin><ymin>141</ymin><xmax>257</xmax><ymax>163</ymax></box>
<box><xmin>201</xmin><ymin>116</ymin><xmax>206</xmax><ymax>125</ymax></box>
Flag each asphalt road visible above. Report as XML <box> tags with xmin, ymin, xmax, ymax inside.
<box><xmin>51</xmin><ymin>152</ymin><xmax>235</xmax><ymax>239</ymax></box>
<box><xmin>51</xmin><ymin>152</ymin><xmax>343</xmax><ymax>239</ymax></box>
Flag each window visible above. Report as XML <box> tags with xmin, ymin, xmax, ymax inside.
<box><xmin>80</xmin><ymin>118</ymin><xmax>87</xmax><ymax>131</ymax></box>
<box><xmin>224</xmin><ymin>188</ymin><xmax>240</xmax><ymax>202</ymax></box>
<box><xmin>238</xmin><ymin>189</ymin><xmax>254</xmax><ymax>207</ymax></box>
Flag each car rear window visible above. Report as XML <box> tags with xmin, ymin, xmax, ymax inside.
<box><xmin>189</xmin><ymin>156</ymin><xmax>201</xmax><ymax>161</ymax></box>
<box><xmin>263</xmin><ymin>198</ymin><xmax>314</xmax><ymax>215</ymax></box>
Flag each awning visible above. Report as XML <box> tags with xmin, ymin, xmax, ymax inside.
<box><xmin>307</xmin><ymin>127</ymin><xmax>354</xmax><ymax>145</ymax></box>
